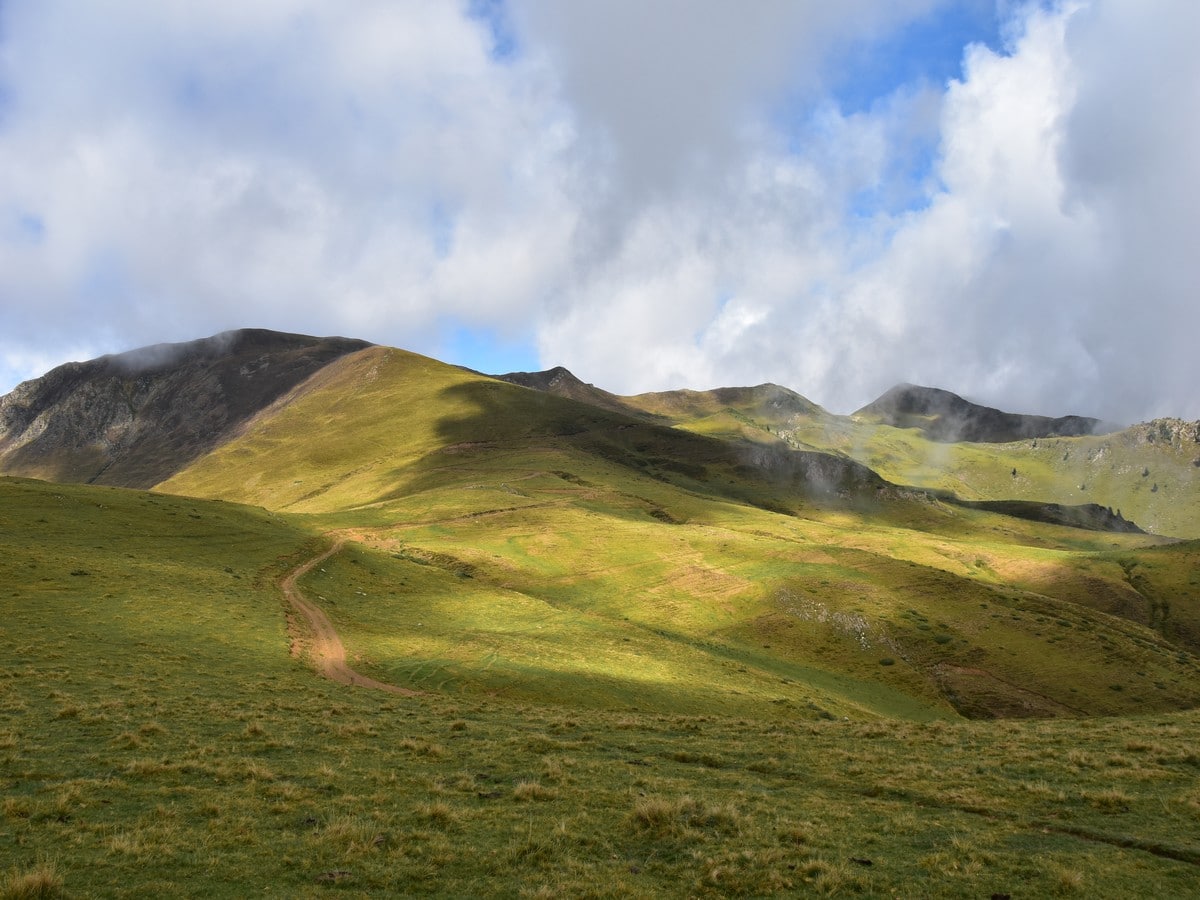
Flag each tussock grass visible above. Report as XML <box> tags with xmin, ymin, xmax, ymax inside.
<box><xmin>414</xmin><ymin>800</ymin><xmax>459</xmax><ymax>827</ymax></box>
<box><xmin>513</xmin><ymin>781</ymin><xmax>558</xmax><ymax>802</ymax></box>
<box><xmin>628</xmin><ymin>795</ymin><xmax>741</xmax><ymax>837</ymax></box>
<box><xmin>0</xmin><ymin>861</ymin><xmax>63</xmax><ymax>900</ymax></box>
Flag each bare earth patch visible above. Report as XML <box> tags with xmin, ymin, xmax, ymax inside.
<box><xmin>279</xmin><ymin>539</ymin><xmax>420</xmax><ymax>697</ymax></box>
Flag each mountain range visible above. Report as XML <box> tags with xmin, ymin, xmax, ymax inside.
<box><xmin>7</xmin><ymin>327</ymin><xmax>1188</xmax><ymax>532</ymax></box>
<box><xmin>3</xmin><ymin>326</ymin><xmax>1199</xmax><ymax>716</ymax></box>
<box><xmin>7</xmin><ymin>328</ymin><xmax>1200</xmax><ymax>894</ymax></box>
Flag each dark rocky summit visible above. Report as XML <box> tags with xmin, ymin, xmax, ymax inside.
<box><xmin>0</xmin><ymin>329</ymin><xmax>370</xmax><ymax>487</ymax></box>
<box><xmin>494</xmin><ymin>366</ymin><xmax>654</xmax><ymax>419</ymax></box>
<box><xmin>855</xmin><ymin>383</ymin><xmax>1108</xmax><ymax>443</ymax></box>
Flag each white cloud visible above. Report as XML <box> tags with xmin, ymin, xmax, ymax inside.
<box><xmin>1</xmin><ymin>0</ymin><xmax>1198</xmax><ymax>425</ymax></box>
<box><xmin>536</xmin><ymin>0</ymin><xmax>1200</xmax><ymax>423</ymax></box>
<box><xmin>0</xmin><ymin>0</ymin><xmax>574</xmax><ymax>382</ymax></box>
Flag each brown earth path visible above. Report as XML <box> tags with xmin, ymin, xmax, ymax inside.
<box><xmin>280</xmin><ymin>538</ymin><xmax>420</xmax><ymax>696</ymax></box>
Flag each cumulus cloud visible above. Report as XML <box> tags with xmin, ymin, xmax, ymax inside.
<box><xmin>510</xmin><ymin>0</ymin><xmax>937</xmax><ymax>199</ymax></box>
<box><xmin>0</xmin><ymin>0</ymin><xmax>574</xmax><ymax>384</ymax></box>
<box><xmin>535</xmin><ymin>0</ymin><xmax>1200</xmax><ymax>423</ymax></box>
<box><xmin>1</xmin><ymin>0</ymin><xmax>1197</xmax><ymax>424</ymax></box>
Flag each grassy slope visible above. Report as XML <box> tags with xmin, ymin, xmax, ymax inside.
<box><xmin>6</xmin><ymin>477</ymin><xmax>1200</xmax><ymax>897</ymax></box>
<box><xmin>156</xmin><ymin>348</ymin><xmax>1200</xmax><ymax>722</ymax></box>
<box><xmin>782</xmin><ymin>415</ymin><xmax>1200</xmax><ymax>539</ymax></box>
<box><xmin>613</xmin><ymin>383</ymin><xmax>1200</xmax><ymax>539</ymax></box>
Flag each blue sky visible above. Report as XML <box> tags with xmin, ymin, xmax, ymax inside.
<box><xmin>830</xmin><ymin>1</ymin><xmax>1002</xmax><ymax>113</ymax></box>
<box><xmin>1</xmin><ymin>1</ymin><xmax>1198</xmax><ymax>423</ymax></box>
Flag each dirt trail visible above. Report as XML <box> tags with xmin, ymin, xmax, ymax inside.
<box><xmin>280</xmin><ymin>539</ymin><xmax>420</xmax><ymax>696</ymax></box>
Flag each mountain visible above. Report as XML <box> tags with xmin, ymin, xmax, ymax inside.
<box><xmin>497</xmin><ymin>371</ymin><xmax>825</xmax><ymax>431</ymax></box>
<box><xmin>494</xmin><ymin>369</ymin><xmax>1200</xmax><ymax>536</ymax></box>
<box><xmin>7</xmin><ymin>331</ymin><xmax>1200</xmax><ymax>896</ymax></box>
<box><xmin>625</xmin><ymin>383</ymin><xmax>823</xmax><ymax>423</ymax></box>
<box><xmin>0</xmin><ymin>328</ymin><xmax>370</xmax><ymax>488</ymax></box>
<box><xmin>495</xmin><ymin>366</ymin><xmax>656</xmax><ymax>420</ymax></box>
<box><xmin>158</xmin><ymin>345</ymin><xmax>886</xmax><ymax>516</ymax></box>
<box><xmin>854</xmin><ymin>383</ymin><xmax>1107</xmax><ymax>443</ymax></box>
<box><xmin>6</xmin><ymin>328</ymin><xmax>1200</xmax><ymax>723</ymax></box>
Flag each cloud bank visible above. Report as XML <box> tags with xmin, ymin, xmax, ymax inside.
<box><xmin>0</xmin><ymin>0</ymin><xmax>1197</xmax><ymax>423</ymax></box>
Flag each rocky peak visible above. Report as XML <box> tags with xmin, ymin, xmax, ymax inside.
<box><xmin>0</xmin><ymin>329</ymin><xmax>371</xmax><ymax>487</ymax></box>
<box><xmin>855</xmin><ymin>384</ymin><xmax>1105</xmax><ymax>443</ymax></box>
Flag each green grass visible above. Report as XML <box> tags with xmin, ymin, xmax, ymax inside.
<box><xmin>4</xmin><ymin>475</ymin><xmax>1200</xmax><ymax>895</ymax></box>
<box><xmin>151</xmin><ymin>349</ymin><xmax>1200</xmax><ymax>721</ymax></box>
<box><xmin>8</xmin><ymin>346</ymin><xmax>1200</xmax><ymax>894</ymax></box>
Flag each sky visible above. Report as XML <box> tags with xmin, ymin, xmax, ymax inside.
<box><xmin>0</xmin><ymin>0</ymin><xmax>1197</xmax><ymax>424</ymax></box>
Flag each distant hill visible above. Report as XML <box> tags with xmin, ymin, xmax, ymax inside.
<box><xmin>623</xmin><ymin>383</ymin><xmax>825</xmax><ymax>427</ymax></box>
<box><xmin>855</xmin><ymin>383</ymin><xmax>1107</xmax><ymax>443</ymax></box>
<box><xmin>494</xmin><ymin>366</ymin><xmax>655</xmax><ymax>420</ymax></box>
<box><xmin>0</xmin><ymin>328</ymin><xmax>370</xmax><ymax>487</ymax></box>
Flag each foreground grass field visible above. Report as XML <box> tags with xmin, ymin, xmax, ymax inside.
<box><xmin>4</xmin><ymin>472</ymin><xmax>1200</xmax><ymax>895</ymax></box>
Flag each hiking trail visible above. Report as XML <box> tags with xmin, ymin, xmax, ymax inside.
<box><xmin>280</xmin><ymin>538</ymin><xmax>420</xmax><ymax>697</ymax></box>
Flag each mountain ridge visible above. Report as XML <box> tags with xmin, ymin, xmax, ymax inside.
<box><xmin>3</xmin><ymin>333</ymin><xmax>1194</xmax><ymax>535</ymax></box>
<box><xmin>854</xmin><ymin>382</ymin><xmax>1110</xmax><ymax>443</ymax></box>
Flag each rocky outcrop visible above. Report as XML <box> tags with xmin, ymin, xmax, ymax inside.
<box><xmin>1123</xmin><ymin>418</ymin><xmax>1200</xmax><ymax>448</ymax></box>
<box><xmin>951</xmin><ymin>499</ymin><xmax>1145</xmax><ymax>534</ymax></box>
<box><xmin>0</xmin><ymin>329</ymin><xmax>370</xmax><ymax>487</ymax></box>
<box><xmin>494</xmin><ymin>366</ymin><xmax>655</xmax><ymax>419</ymax></box>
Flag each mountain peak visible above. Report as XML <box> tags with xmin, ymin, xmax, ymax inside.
<box><xmin>855</xmin><ymin>383</ymin><xmax>1106</xmax><ymax>443</ymax></box>
<box><xmin>496</xmin><ymin>365</ymin><xmax>585</xmax><ymax>392</ymax></box>
<box><xmin>492</xmin><ymin>366</ymin><xmax>652</xmax><ymax>419</ymax></box>
<box><xmin>0</xmin><ymin>329</ymin><xmax>371</xmax><ymax>487</ymax></box>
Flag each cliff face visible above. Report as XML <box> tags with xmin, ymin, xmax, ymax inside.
<box><xmin>0</xmin><ymin>329</ymin><xmax>370</xmax><ymax>488</ymax></box>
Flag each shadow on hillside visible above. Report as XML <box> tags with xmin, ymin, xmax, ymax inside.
<box><xmin>415</xmin><ymin>379</ymin><xmax>889</xmax><ymax>516</ymax></box>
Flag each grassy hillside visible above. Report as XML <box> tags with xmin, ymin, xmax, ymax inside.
<box><xmin>6</xmin><ymin>477</ymin><xmax>1200</xmax><ymax>897</ymax></box>
<box><xmin>152</xmin><ymin>349</ymin><xmax>1200</xmax><ymax>722</ymax></box>
<box><xmin>614</xmin><ymin>385</ymin><xmax>1200</xmax><ymax>539</ymax></box>
<box><xmin>157</xmin><ymin>346</ymin><xmax>889</xmax><ymax>523</ymax></box>
<box><xmin>779</xmin><ymin>416</ymin><xmax>1200</xmax><ymax>539</ymax></box>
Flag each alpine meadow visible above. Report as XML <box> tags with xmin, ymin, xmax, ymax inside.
<box><xmin>3</xmin><ymin>329</ymin><xmax>1200</xmax><ymax>897</ymax></box>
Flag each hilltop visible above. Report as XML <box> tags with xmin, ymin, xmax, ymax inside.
<box><xmin>854</xmin><ymin>382</ymin><xmax>1108</xmax><ymax>443</ymax></box>
<box><xmin>495</xmin><ymin>366</ymin><xmax>653</xmax><ymax>419</ymax></box>
<box><xmin>0</xmin><ymin>329</ymin><xmax>369</xmax><ymax>487</ymax></box>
